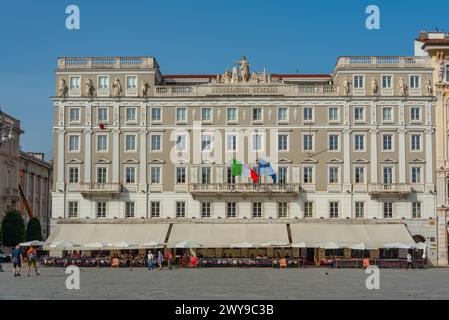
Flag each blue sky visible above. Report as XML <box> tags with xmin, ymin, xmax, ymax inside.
<box><xmin>0</xmin><ymin>0</ymin><xmax>448</xmax><ymax>158</ymax></box>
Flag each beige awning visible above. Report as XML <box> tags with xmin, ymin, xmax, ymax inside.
<box><xmin>167</xmin><ymin>223</ymin><xmax>289</xmax><ymax>248</ymax></box>
<box><xmin>290</xmin><ymin>223</ymin><xmax>415</xmax><ymax>248</ymax></box>
<box><xmin>45</xmin><ymin>223</ymin><xmax>170</xmax><ymax>249</ymax></box>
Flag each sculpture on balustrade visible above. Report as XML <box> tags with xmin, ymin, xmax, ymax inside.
<box><xmin>112</xmin><ymin>78</ymin><xmax>122</xmax><ymax>97</ymax></box>
<box><xmin>370</xmin><ymin>78</ymin><xmax>379</xmax><ymax>96</ymax></box>
<box><xmin>140</xmin><ymin>80</ymin><xmax>150</xmax><ymax>98</ymax></box>
<box><xmin>425</xmin><ymin>78</ymin><xmax>433</xmax><ymax>95</ymax></box>
<box><xmin>398</xmin><ymin>77</ymin><xmax>408</xmax><ymax>96</ymax></box>
<box><xmin>235</xmin><ymin>56</ymin><xmax>251</xmax><ymax>82</ymax></box>
<box><xmin>58</xmin><ymin>79</ymin><xmax>68</xmax><ymax>98</ymax></box>
<box><xmin>438</xmin><ymin>61</ymin><xmax>445</xmax><ymax>83</ymax></box>
<box><xmin>343</xmin><ymin>77</ymin><xmax>351</xmax><ymax>96</ymax></box>
<box><xmin>231</xmin><ymin>67</ymin><xmax>239</xmax><ymax>83</ymax></box>
<box><xmin>218</xmin><ymin>68</ymin><xmax>232</xmax><ymax>84</ymax></box>
<box><xmin>85</xmin><ymin>78</ymin><xmax>95</xmax><ymax>98</ymax></box>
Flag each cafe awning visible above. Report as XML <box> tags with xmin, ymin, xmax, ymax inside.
<box><xmin>167</xmin><ymin>223</ymin><xmax>289</xmax><ymax>248</ymax></box>
<box><xmin>290</xmin><ymin>223</ymin><xmax>415</xmax><ymax>249</ymax></box>
<box><xmin>45</xmin><ymin>223</ymin><xmax>170</xmax><ymax>250</ymax></box>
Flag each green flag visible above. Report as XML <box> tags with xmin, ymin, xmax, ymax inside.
<box><xmin>231</xmin><ymin>159</ymin><xmax>243</xmax><ymax>176</ymax></box>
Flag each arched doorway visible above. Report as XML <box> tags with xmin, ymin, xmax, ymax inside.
<box><xmin>413</xmin><ymin>235</ymin><xmax>426</xmax><ymax>243</ymax></box>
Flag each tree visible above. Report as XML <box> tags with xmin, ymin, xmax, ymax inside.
<box><xmin>26</xmin><ymin>218</ymin><xmax>43</xmax><ymax>241</ymax></box>
<box><xmin>1</xmin><ymin>210</ymin><xmax>25</xmax><ymax>247</ymax></box>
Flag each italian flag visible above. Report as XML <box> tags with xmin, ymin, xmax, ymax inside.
<box><xmin>232</xmin><ymin>159</ymin><xmax>258</xmax><ymax>183</ymax></box>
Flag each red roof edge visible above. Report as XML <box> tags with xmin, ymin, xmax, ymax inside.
<box><xmin>272</xmin><ymin>74</ymin><xmax>331</xmax><ymax>79</ymax></box>
<box><xmin>162</xmin><ymin>74</ymin><xmax>216</xmax><ymax>79</ymax></box>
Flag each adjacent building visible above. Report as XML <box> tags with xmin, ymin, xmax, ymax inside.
<box><xmin>50</xmin><ymin>32</ymin><xmax>448</xmax><ymax>264</ymax></box>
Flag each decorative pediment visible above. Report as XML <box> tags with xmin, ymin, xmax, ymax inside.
<box><xmin>175</xmin><ymin>158</ymin><xmax>190</xmax><ymax>164</ymax></box>
<box><xmin>123</xmin><ymin>158</ymin><xmax>139</xmax><ymax>164</ymax></box>
<box><xmin>277</xmin><ymin>158</ymin><xmax>292</xmax><ymax>164</ymax></box>
<box><xmin>352</xmin><ymin>158</ymin><xmax>370</xmax><ymax>164</ymax></box>
<box><xmin>327</xmin><ymin>158</ymin><xmax>343</xmax><ymax>164</ymax></box>
<box><xmin>149</xmin><ymin>158</ymin><xmax>166</xmax><ymax>164</ymax></box>
<box><xmin>95</xmin><ymin>158</ymin><xmax>112</xmax><ymax>164</ymax></box>
<box><xmin>301</xmin><ymin>158</ymin><xmax>318</xmax><ymax>164</ymax></box>
<box><xmin>380</xmin><ymin>158</ymin><xmax>398</xmax><ymax>164</ymax></box>
<box><xmin>409</xmin><ymin>158</ymin><xmax>426</xmax><ymax>164</ymax></box>
<box><xmin>201</xmin><ymin>159</ymin><xmax>215</xmax><ymax>164</ymax></box>
<box><xmin>66</xmin><ymin>159</ymin><xmax>83</xmax><ymax>164</ymax></box>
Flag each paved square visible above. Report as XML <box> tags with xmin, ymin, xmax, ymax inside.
<box><xmin>1</xmin><ymin>264</ymin><xmax>449</xmax><ymax>300</ymax></box>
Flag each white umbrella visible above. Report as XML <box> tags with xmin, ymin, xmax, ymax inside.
<box><xmin>173</xmin><ymin>240</ymin><xmax>202</xmax><ymax>249</ymax></box>
<box><xmin>110</xmin><ymin>241</ymin><xmax>139</xmax><ymax>249</ymax></box>
<box><xmin>384</xmin><ymin>242</ymin><xmax>414</xmax><ymax>249</ymax></box>
<box><xmin>291</xmin><ymin>242</ymin><xmax>307</xmax><ymax>248</ymax></box>
<box><xmin>348</xmin><ymin>242</ymin><xmax>377</xmax><ymax>250</ymax></box>
<box><xmin>140</xmin><ymin>241</ymin><xmax>164</xmax><ymax>249</ymax></box>
<box><xmin>48</xmin><ymin>240</ymin><xmax>79</xmax><ymax>250</ymax></box>
<box><xmin>230</xmin><ymin>241</ymin><xmax>256</xmax><ymax>249</ymax></box>
<box><xmin>84</xmin><ymin>242</ymin><xmax>110</xmax><ymax>249</ymax></box>
<box><xmin>261</xmin><ymin>241</ymin><xmax>290</xmax><ymax>247</ymax></box>
<box><xmin>320</xmin><ymin>241</ymin><xmax>341</xmax><ymax>249</ymax></box>
<box><xmin>20</xmin><ymin>240</ymin><xmax>45</xmax><ymax>247</ymax></box>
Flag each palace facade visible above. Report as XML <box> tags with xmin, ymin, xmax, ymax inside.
<box><xmin>49</xmin><ymin>32</ymin><xmax>449</xmax><ymax>265</ymax></box>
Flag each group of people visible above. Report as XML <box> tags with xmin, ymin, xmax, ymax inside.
<box><xmin>147</xmin><ymin>250</ymin><xmax>173</xmax><ymax>270</ymax></box>
<box><xmin>11</xmin><ymin>245</ymin><xmax>40</xmax><ymax>277</ymax></box>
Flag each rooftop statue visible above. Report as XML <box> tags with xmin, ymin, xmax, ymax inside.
<box><xmin>234</xmin><ymin>56</ymin><xmax>251</xmax><ymax>82</ymax></box>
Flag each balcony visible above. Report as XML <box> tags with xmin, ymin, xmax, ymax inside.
<box><xmin>336</xmin><ymin>56</ymin><xmax>431</xmax><ymax>68</ymax></box>
<box><xmin>57</xmin><ymin>57</ymin><xmax>157</xmax><ymax>70</ymax></box>
<box><xmin>189</xmin><ymin>183</ymin><xmax>301</xmax><ymax>198</ymax></box>
<box><xmin>76</xmin><ymin>183</ymin><xmax>121</xmax><ymax>198</ymax></box>
<box><xmin>368</xmin><ymin>184</ymin><xmax>411</xmax><ymax>198</ymax></box>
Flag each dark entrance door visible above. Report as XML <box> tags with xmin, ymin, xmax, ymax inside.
<box><xmin>306</xmin><ymin>248</ymin><xmax>315</xmax><ymax>263</ymax></box>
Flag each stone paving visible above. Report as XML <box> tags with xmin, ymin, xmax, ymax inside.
<box><xmin>1</xmin><ymin>263</ymin><xmax>449</xmax><ymax>300</ymax></box>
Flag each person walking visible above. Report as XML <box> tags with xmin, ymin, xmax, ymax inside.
<box><xmin>26</xmin><ymin>246</ymin><xmax>40</xmax><ymax>277</ymax></box>
<box><xmin>11</xmin><ymin>245</ymin><xmax>22</xmax><ymax>277</ymax></box>
<box><xmin>406</xmin><ymin>252</ymin><xmax>413</xmax><ymax>270</ymax></box>
<box><xmin>165</xmin><ymin>250</ymin><xmax>173</xmax><ymax>270</ymax></box>
<box><xmin>147</xmin><ymin>251</ymin><xmax>154</xmax><ymax>270</ymax></box>
<box><xmin>157</xmin><ymin>250</ymin><xmax>164</xmax><ymax>270</ymax></box>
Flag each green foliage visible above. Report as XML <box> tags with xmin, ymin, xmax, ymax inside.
<box><xmin>26</xmin><ymin>217</ymin><xmax>43</xmax><ymax>241</ymax></box>
<box><xmin>1</xmin><ymin>210</ymin><xmax>25</xmax><ymax>247</ymax></box>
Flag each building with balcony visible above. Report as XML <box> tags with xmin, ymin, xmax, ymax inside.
<box><xmin>50</xmin><ymin>33</ymin><xmax>444</xmax><ymax>264</ymax></box>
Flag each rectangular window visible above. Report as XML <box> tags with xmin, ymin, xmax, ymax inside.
<box><xmin>176</xmin><ymin>201</ymin><xmax>186</xmax><ymax>218</ymax></box>
<box><xmin>68</xmin><ymin>167</ymin><xmax>79</xmax><ymax>184</ymax></box>
<box><xmin>125</xmin><ymin>135</ymin><xmax>136</xmax><ymax>152</ymax></box>
<box><xmin>175</xmin><ymin>135</ymin><xmax>186</xmax><ymax>151</ymax></box>
<box><xmin>304</xmin><ymin>202</ymin><xmax>313</xmax><ymax>218</ymax></box>
<box><xmin>68</xmin><ymin>201</ymin><xmax>79</xmax><ymax>218</ymax></box>
<box><xmin>354</xmin><ymin>107</ymin><xmax>365</xmax><ymax>122</ymax></box>
<box><xmin>354</xmin><ymin>134</ymin><xmax>365</xmax><ymax>151</ymax></box>
<box><xmin>329</xmin><ymin>167</ymin><xmax>339</xmax><ymax>184</ymax></box>
<box><xmin>303</xmin><ymin>134</ymin><xmax>313</xmax><ymax>151</ymax></box>
<box><xmin>176</xmin><ymin>167</ymin><xmax>186</xmax><ymax>184</ymax></box>
<box><xmin>278</xmin><ymin>107</ymin><xmax>288</xmax><ymax>122</ymax></box>
<box><xmin>151</xmin><ymin>135</ymin><xmax>161</xmax><ymax>151</ymax></box>
<box><xmin>125</xmin><ymin>167</ymin><xmax>136</xmax><ymax>184</ymax></box>
<box><xmin>252</xmin><ymin>134</ymin><xmax>263</xmax><ymax>152</ymax></box>
<box><xmin>126</xmin><ymin>76</ymin><xmax>137</xmax><ymax>89</ymax></box>
<box><xmin>355</xmin><ymin>202</ymin><xmax>364</xmax><ymax>219</ymax></box>
<box><xmin>227</xmin><ymin>202</ymin><xmax>237</xmax><ymax>218</ymax></box>
<box><xmin>97</xmin><ymin>202</ymin><xmax>106</xmax><ymax>218</ymax></box>
<box><xmin>201</xmin><ymin>167</ymin><xmax>211</xmax><ymax>184</ymax></box>
<box><xmin>411</xmin><ymin>167</ymin><xmax>421</xmax><ymax>184</ymax></box>
<box><xmin>201</xmin><ymin>134</ymin><xmax>212</xmax><ymax>152</ymax></box>
<box><xmin>69</xmin><ymin>76</ymin><xmax>81</xmax><ymax>89</ymax></box>
<box><xmin>354</xmin><ymin>76</ymin><xmax>364</xmax><ymax>89</ymax></box>
<box><xmin>97</xmin><ymin>167</ymin><xmax>107</xmax><ymax>184</ymax></box>
<box><xmin>98</xmin><ymin>107</ymin><xmax>108</xmax><ymax>122</ymax></box>
<box><xmin>278</xmin><ymin>134</ymin><xmax>288</xmax><ymax>151</ymax></box>
<box><xmin>412</xmin><ymin>202</ymin><xmax>422</xmax><ymax>219</ymax></box>
<box><xmin>227</xmin><ymin>108</ymin><xmax>237</xmax><ymax>122</ymax></box>
<box><xmin>410</xmin><ymin>75</ymin><xmax>421</xmax><ymax>89</ymax></box>
<box><xmin>69</xmin><ymin>108</ymin><xmax>80</xmax><ymax>122</ymax></box>
<box><xmin>151</xmin><ymin>108</ymin><xmax>161</xmax><ymax>122</ymax></box>
<box><xmin>411</xmin><ymin>134</ymin><xmax>422</xmax><ymax>151</ymax></box>
<box><xmin>303</xmin><ymin>167</ymin><xmax>313</xmax><ymax>184</ymax></box>
<box><xmin>97</xmin><ymin>135</ymin><xmax>108</xmax><ymax>152</ymax></box>
<box><xmin>227</xmin><ymin>134</ymin><xmax>237</xmax><ymax>152</ymax></box>
<box><xmin>329</xmin><ymin>202</ymin><xmax>339</xmax><ymax>218</ymax></box>
<box><xmin>150</xmin><ymin>167</ymin><xmax>161</xmax><ymax>184</ymax></box>
<box><xmin>252</xmin><ymin>202</ymin><xmax>262</xmax><ymax>218</ymax></box>
<box><xmin>303</xmin><ymin>107</ymin><xmax>313</xmax><ymax>122</ymax></box>
<box><xmin>382</xmin><ymin>107</ymin><xmax>393</xmax><ymax>122</ymax></box>
<box><xmin>125</xmin><ymin>202</ymin><xmax>135</xmax><ymax>218</ymax></box>
<box><xmin>69</xmin><ymin>135</ymin><xmax>80</xmax><ymax>152</ymax></box>
<box><xmin>382</xmin><ymin>75</ymin><xmax>392</xmax><ymax>88</ymax></box>
<box><xmin>328</xmin><ymin>134</ymin><xmax>339</xmax><ymax>151</ymax></box>
<box><xmin>201</xmin><ymin>202</ymin><xmax>211</xmax><ymax>218</ymax></box>
<box><xmin>176</xmin><ymin>108</ymin><xmax>187</xmax><ymax>122</ymax></box>
<box><xmin>252</xmin><ymin>108</ymin><xmax>262</xmax><ymax>121</ymax></box>
<box><xmin>151</xmin><ymin>201</ymin><xmax>160</xmax><ymax>218</ymax></box>
<box><xmin>383</xmin><ymin>202</ymin><xmax>393</xmax><ymax>218</ymax></box>
<box><xmin>278</xmin><ymin>202</ymin><xmax>288</xmax><ymax>218</ymax></box>
<box><xmin>279</xmin><ymin>167</ymin><xmax>288</xmax><ymax>184</ymax></box>
<box><xmin>227</xmin><ymin>167</ymin><xmax>236</xmax><ymax>184</ymax></box>
<box><xmin>354</xmin><ymin>167</ymin><xmax>365</xmax><ymax>184</ymax></box>
<box><xmin>126</xmin><ymin>108</ymin><xmax>137</xmax><ymax>122</ymax></box>
<box><xmin>202</xmin><ymin>108</ymin><xmax>212</xmax><ymax>122</ymax></box>
<box><xmin>98</xmin><ymin>76</ymin><xmax>109</xmax><ymax>90</ymax></box>
<box><xmin>328</xmin><ymin>107</ymin><xmax>339</xmax><ymax>122</ymax></box>
<box><xmin>383</xmin><ymin>134</ymin><xmax>393</xmax><ymax>151</ymax></box>
<box><xmin>410</xmin><ymin>107</ymin><xmax>421</xmax><ymax>122</ymax></box>
<box><xmin>383</xmin><ymin>167</ymin><xmax>393</xmax><ymax>184</ymax></box>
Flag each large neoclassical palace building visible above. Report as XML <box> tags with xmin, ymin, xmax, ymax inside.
<box><xmin>49</xmin><ymin>31</ymin><xmax>449</xmax><ymax>265</ymax></box>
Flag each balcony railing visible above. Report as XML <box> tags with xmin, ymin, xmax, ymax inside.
<box><xmin>57</xmin><ymin>57</ymin><xmax>156</xmax><ymax>70</ymax></box>
<box><xmin>154</xmin><ymin>86</ymin><xmax>198</xmax><ymax>97</ymax></box>
<box><xmin>336</xmin><ymin>56</ymin><xmax>431</xmax><ymax>67</ymax></box>
<box><xmin>368</xmin><ymin>184</ymin><xmax>412</xmax><ymax>198</ymax></box>
<box><xmin>189</xmin><ymin>183</ymin><xmax>301</xmax><ymax>195</ymax></box>
<box><xmin>74</xmin><ymin>183</ymin><xmax>121</xmax><ymax>198</ymax></box>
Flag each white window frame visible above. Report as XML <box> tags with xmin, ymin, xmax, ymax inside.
<box><xmin>68</xmin><ymin>165</ymin><xmax>80</xmax><ymax>184</ymax></box>
<box><xmin>150</xmin><ymin>166</ymin><xmax>162</xmax><ymax>185</ymax></box>
<box><xmin>175</xmin><ymin>134</ymin><xmax>187</xmax><ymax>152</ymax></box>
<box><xmin>382</xmin><ymin>133</ymin><xmax>395</xmax><ymax>152</ymax></box>
<box><xmin>328</xmin><ymin>166</ymin><xmax>340</xmax><ymax>184</ymax></box>
<box><xmin>97</xmin><ymin>75</ymin><xmax>110</xmax><ymax>97</ymax></box>
<box><xmin>353</xmin><ymin>106</ymin><xmax>366</xmax><ymax>123</ymax></box>
<box><xmin>251</xmin><ymin>132</ymin><xmax>264</xmax><ymax>152</ymax></box>
<box><xmin>328</xmin><ymin>107</ymin><xmax>340</xmax><ymax>123</ymax></box>
<box><xmin>96</xmin><ymin>134</ymin><xmax>109</xmax><ymax>152</ymax></box>
<box><xmin>125</xmin><ymin>75</ymin><xmax>138</xmax><ymax>97</ymax></box>
<box><xmin>353</xmin><ymin>133</ymin><xmax>366</xmax><ymax>152</ymax></box>
<box><xmin>97</xmin><ymin>107</ymin><xmax>109</xmax><ymax>124</ymax></box>
<box><xmin>412</xmin><ymin>202</ymin><xmax>422</xmax><ymax>219</ymax></box>
<box><xmin>226</xmin><ymin>133</ymin><xmax>238</xmax><ymax>152</ymax></box>
<box><xmin>226</xmin><ymin>202</ymin><xmax>237</xmax><ymax>219</ymax></box>
<box><xmin>382</xmin><ymin>166</ymin><xmax>395</xmax><ymax>184</ymax></box>
<box><xmin>303</xmin><ymin>166</ymin><xmax>315</xmax><ymax>184</ymax></box>
<box><xmin>329</xmin><ymin>201</ymin><xmax>340</xmax><ymax>218</ymax></box>
<box><xmin>354</xmin><ymin>166</ymin><xmax>366</xmax><ymax>184</ymax></box>
<box><xmin>355</xmin><ymin>201</ymin><xmax>365</xmax><ymax>219</ymax></box>
<box><xmin>381</xmin><ymin>74</ymin><xmax>394</xmax><ymax>96</ymax></box>
<box><xmin>125</xmin><ymin>201</ymin><xmax>135</xmax><ymax>218</ymax></box>
<box><xmin>304</xmin><ymin>201</ymin><xmax>314</xmax><ymax>219</ymax></box>
<box><xmin>150</xmin><ymin>201</ymin><xmax>161</xmax><ymax>218</ymax></box>
<box><xmin>303</xmin><ymin>107</ymin><xmax>314</xmax><ymax>123</ymax></box>
<box><xmin>410</xmin><ymin>133</ymin><xmax>423</xmax><ymax>152</ymax></box>
<box><xmin>125</xmin><ymin>134</ymin><xmax>137</xmax><ymax>152</ymax></box>
<box><xmin>150</xmin><ymin>134</ymin><xmax>162</xmax><ymax>152</ymax></box>
<box><xmin>381</xmin><ymin>107</ymin><xmax>394</xmax><ymax>124</ymax></box>
<box><xmin>277</xmin><ymin>133</ymin><xmax>289</xmax><ymax>152</ymax></box>
<box><xmin>125</xmin><ymin>107</ymin><xmax>137</xmax><ymax>124</ymax></box>
<box><xmin>409</xmin><ymin>75</ymin><xmax>421</xmax><ymax>89</ymax></box>
<box><xmin>353</xmin><ymin>75</ymin><xmax>365</xmax><ymax>95</ymax></box>
<box><xmin>410</xmin><ymin>166</ymin><xmax>423</xmax><ymax>184</ymax></box>
<box><xmin>68</xmin><ymin>201</ymin><xmax>79</xmax><ymax>218</ymax></box>
<box><xmin>176</xmin><ymin>107</ymin><xmax>188</xmax><ymax>124</ymax></box>
<box><xmin>68</xmin><ymin>134</ymin><xmax>81</xmax><ymax>153</ymax></box>
<box><xmin>201</xmin><ymin>107</ymin><xmax>213</xmax><ymax>123</ymax></box>
<box><xmin>383</xmin><ymin>202</ymin><xmax>393</xmax><ymax>219</ymax></box>
<box><xmin>277</xmin><ymin>202</ymin><xmax>289</xmax><ymax>218</ymax></box>
<box><xmin>277</xmin><ymin>107</ymin><xmax>289</xmax><ymax>123</ymax></box>
<box><xmin>96</xmin><ymin>202</ymin><xmax>107</xmax><ymax>219</ymax></box>
<box><xmin>201</xmin><ymin>134</ymin><xmax>213</xmax><ymax>152</ymax></box>
<box><xmin>410</xmin><ymin>106</ymin><xmax>422</xmax><ymax>123</ymax></box>
<box><xmin>175</xmin><ymin>166</ymin><xmax>187</xmax><ymax>184</ymax></box>
<box><xmin>302</xmin><ymin>133</ymin><xmax>315</xmax><ymax>152</ymax></box>
<box><xmin>69</xmin><ymin>76</ymin><xmax>81</xmax><ymax>97</ymax></box>
<box><xmin>96</xmin><ymin>166</ymin><xmax>108</xmax><ymax>184</ymax></box>
<box><xmin>176</xmin><ymin>201</ymin><xmax>186</xmax><ymax>218</ymax></box>
<box><xmin>68</xmin><ymin>107</ymin><xmax>81</xmax><ymax>124</ymax></box>
<box><xmin>252</xmin><ymin>107</ymin><xmax>263</xmax><ymax>122</ymax></box>
<box><xmin>226</xmin><ymin>107</ymin><xmax>238</xmax><ymax>123</ymax></box>
<box><xmin>328</xmin><ymin>133</ymin><xmax>341</xmax><ymax>152</ymax></box>
<box><xmin>151</xmin><ymin>107</ymin><xmax>162</xmax><ymax>124</ymax></box>
<box><xmin>124</xmin><ymin>165</ymin><xmax>137</xmax><ymax>185</ymax></box>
